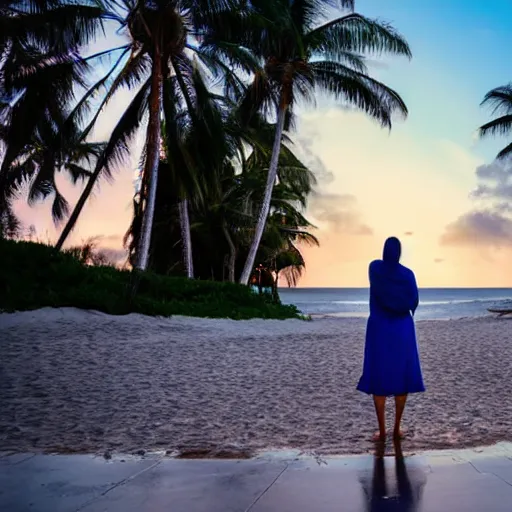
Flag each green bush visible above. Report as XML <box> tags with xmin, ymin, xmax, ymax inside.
<box><xmin>0</xmin><ymin>239</ymin><xmax>301</xmax><ymax>320</ymax></box>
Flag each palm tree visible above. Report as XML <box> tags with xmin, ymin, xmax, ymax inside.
<box><xmin>124</xmin><ymin>64</ymin><xmax>239</xmax><ymax>276</ymax></box>
<box><xmin>205</xmin><ymin>0</ymin><xmax>411</xmax><ymax>284</ymax></box>
<box><xmin>258</xmin><ymin>204</ymin><xmax>319</xmax><ymax>300</ymax></box>
<box><xmin>53</xmin><ymin>0</ymin><xmax>245</xmax><ymax>273</ymax></box>
<box><xmin>479</xmin><ymin>83</ymin><xmax>512</xmax><ymax>160</ymax></box>
<box><xmin>3</xmin><ymin>117</ymin><xmax>104</xmax><ymax>224</ymax></box>
<box><xmin>161</xmin><ymin>61</ymin><xmax>238</xmax><ymax>278</ymax></box>
<box><xmin>0</xmin><ymin>0</ymin><xmax>105</xmax><ymax>236</ymax></box>
<box><xmin>156</xmin><ymin>64</ymin><xmax>297</xmax><ymax>280</ymax></box>
<box><xmin>252</xmin><ymin>148</ymin><xmax>319</xmax><ymax>296</ymax></box>
<box><xmin>124</xmin><ymin>103</ymin><xmax>318</xmax><ymax>284</ymax></box>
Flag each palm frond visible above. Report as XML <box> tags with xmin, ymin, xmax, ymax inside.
<box><xmin>27</xmin><ymin>159</ymin><xmax>57</xmax><ymax>205</ymax></box>
<box><xmin>5</xmin><ymin>159</ymin><xmax>37</xmax><ymax>194</ymax></box>
<box><xmin>496</xmin><ymin>141</ymin><xmax>512</xmax><ymax>161</ymax></box>
<box><xmin>84</xmin><ymin>44</ymin><xmax>130</xmax><ymax>63</ymax></box>
<box><xmin>238</xmin><ymin>70</ymin><xmax>278</xmax><ymax>125</ymax></box>
<box><xmin>289</xmin><ymin>0</ymin><xmax>333</xmax><ymax>34</ymax></box>
<box><xmin>162</xmin><ymin>75</ymin><xmax>198</xmax><ymax>199</ymax></box>
<box><xmin>306</xmin><ymin>13</ymin><xmax>411</xmax><ymax>60</ymax></box>
<box><xmin>279</xmin><ymin>249</ymin><xmax>305</xmax><ymax>286</ymax></box>
<box><xmin>479</xmin><ymin>84</ymin><xmax>512</xmax><ymax>160</ymax></box>
<box><xmin>1</xmin><ymin>54</ymin><xmax>90</xmax><ymax>177</ymax></box>
<box><xmin>79</xmin><ymin>48</ymin><xmax>151</xmax><ymax>141</ymax></box>
<box><xmin>50</xmin><ymin>187</ymin><xmax>70</xmax><ymax>222</ymax></box>
<box><xmin>479</xmin><ymin>115</ymin><xmax>512</xmax><ymax>139</ymax></box>
<box><xmin>1</xmin><ymin>1</ymin><xmax>105</xmax><ymax>64</ymax></box>
<box><xmin>199</xmin><ymin>41</ymin><xmax>263</xmax><ymax>77</ymax></box>
<box><xmin>66</xmin><ymin>45</ymin><xmax>131</xmax><ymax>129</ymax></box>
<box><xmin>64</xmin><ymin>162</ymin><xmax>94</xmax><ymax>184</ymax></box>
<box><xmin>190</xmin><ymin>44</ymin><xmax>248</xmax><ymax>101</ymax></box>
<box><xmin>311</xmin><ymin>60</ymin><xmax>407</xmax><ymax>128</ymax></box>
<box><xmin>194</xmin><ymin>6</ymin><xmax>269</xmax><ymax>51</ymax></box>
<box><xmin>94</xmin><ymin>75</ymin><xmax>151</xmax><ymax>179</ymax></box>
<box><xmin>17</xmin><ymin>3</ymin><xmax>106</xmax><ymax>54</ymax></box>
<box><xmin>480</xmin><ymin>84</ymin><xmax>512</xmax><ymax>115</ymax></box>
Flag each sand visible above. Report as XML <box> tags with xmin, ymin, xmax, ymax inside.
<box><xmin>1</xmin><ymin>307</ymin><xmax>511</xmax><ymax>457</ymax></box>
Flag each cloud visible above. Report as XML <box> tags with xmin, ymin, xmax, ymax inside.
<box><xmin>404</xmin><ymin>231</ymin><xmax>414</xmax><ymax>236</ymax></box>
<box><xmin>308</xmin><ymin>192</ymin><xmax>373</xmax><ymax>235</ymax></box>
<box><xmin>291</xmin><ymin>133</ymin><xmax>335</xmax><ymax>185</ymax></box>
<box><xmin>496</xmin><ymin>202</ymin><xmax>512</xmax><ymax>214</ymax></box>
<box><xmin>441</xmin><ymin>160</ymin><xmax>512</xmax><ymax>247</ymax></box>
<box><xmin>441</xmin><ymin>210</ymin><xmax>512</xmax><ymax>248</ymax></box>
<box><xmin>101</xmin><ymin>234</ymin><xmax>124</xmax><ymax>245</ymax></box>
<box><xmin>470</xmin><ymin>161</ymin><xmax>512</xmax><ymax>204</ymax></box>
<box><xmin>434</xmin><ymin>258</ymin><xmax>444</xmax><ymax>263</ymax></box>
<box><xmin>292</xmin><ymin>133</ymin><xmax>373</xmax><ymax>236</ymax></box>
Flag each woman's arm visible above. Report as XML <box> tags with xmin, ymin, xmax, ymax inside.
<box><xmin>409</xmin><ymin>271</ymin><xmax>419</xmax><ymax>315</ymax></box>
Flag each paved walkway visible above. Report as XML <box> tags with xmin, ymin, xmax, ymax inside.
<box><xmin>2</xmin><ymin>443</ymin><xmax>512</xmax><ymax>511</ymax></box>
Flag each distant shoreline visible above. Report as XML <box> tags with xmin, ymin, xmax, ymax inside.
<box><xmin>279</xmin><ymin>287</ymin><xmax>512</xmax><ymax>290</ymax></box>
<box><xmin>279</xmin><ymin>287</ymin><xmax>512</xmax><ymax>321</ymax></box>
<box><xmin>307</xmin><ymin>313</ymin><xmax>495</xmax><ymax>322</ymax></box>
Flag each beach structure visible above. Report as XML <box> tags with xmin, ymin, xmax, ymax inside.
<box><xmin>488</xmin><ymin>307</ymin><xmax>512</xmax><ymax>317</ymax></box>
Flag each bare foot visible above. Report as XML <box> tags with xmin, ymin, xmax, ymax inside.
<box><xmin>375</xmin><ymin>439</ymin><xmax>386</xmax><ymax>458</ymax></box>
<box><xmin>393</xmin><ymin>437</ymin><xmax>404</xmax><ymax>459</ymax></box>
<box><xmin>373</xmin><ymin>431</ymin><xmax>386</xmax><ymax>442</ymax></box>
<box><xmin>393</xmin><ymin>429</ymin><xmax>406</xmax><ymax>439</ymax></box>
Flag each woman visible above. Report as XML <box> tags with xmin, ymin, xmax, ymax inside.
<box><xmin>357</xmin><ymin>237</ymin><xmax>425</xmax><ymax>441</ymax></box>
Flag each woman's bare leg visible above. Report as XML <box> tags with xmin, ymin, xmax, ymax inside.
<box><xmin>394</xmin><ymin>394</ymin><xmax>408</xmax><ymax>438</ymax></box>
<box><xmin>373</xmin><ymin>395</ymin><xmax>386</xmax><ymax>441</ymax></box>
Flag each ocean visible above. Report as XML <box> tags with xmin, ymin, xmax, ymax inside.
<box><xmin>278</xmin><ymin>288</ymin><xmax>512</xmax><ymax>320</ymax></box>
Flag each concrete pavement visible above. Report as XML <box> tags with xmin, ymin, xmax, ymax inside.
<box><xmin>2</xmin><ymin>443</ymin><xmax>512</xmax><ymax>512</ymax></box>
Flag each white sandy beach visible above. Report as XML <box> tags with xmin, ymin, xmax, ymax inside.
<box><xmin>1</xmin><ymin>307</ymin><xmax>511</xmax><ymax>457</ymax></box>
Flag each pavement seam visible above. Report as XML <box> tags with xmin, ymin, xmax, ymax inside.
<box><xmin>75</xmin><ymin>458</ymin><xmax>164</xmax><ymax>511</ymax></box>
<box><xmin>468</xmin><ymin>461</ymin><xmax>512</xmax><ymax>488</ymax></box>
<box><xmin>10</xmin><ymin>454</ymin><xmax>36</xmax><ymax>465</ymax></box>
<box><xmin>468</xmin><ymin>461</ymin><xmax>482</xmax><ymax>475</ymax></box>
<box><xmin>245</xmin><ymin>462</ymin><xmax>289</xmax><ymax>512</ymax></box>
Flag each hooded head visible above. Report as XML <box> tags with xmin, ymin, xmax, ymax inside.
<box><xmin>382</xmin><ymin>237</ymin><xmax>401</xmax><ymax>264</ymax></box>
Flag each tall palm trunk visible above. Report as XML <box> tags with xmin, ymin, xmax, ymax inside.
<box><xmin>55</xmin><ymin>157</ymin><xmax>102</xmax><ymax>251</ymax></box>
<box><xmin>178</xmin><ymin>198</ymin><xmax>194</xmax><ymax>278</ymax></box>
<box><xmin>135</xmin><ymin>47</ymin><xmax>163</xmax><ymax>271</ymax></box>
<box><xmin>222</xmin><ymin>221</ymin><xmax>236</xmax><ymax>283</ymax></box>
<box><xmin>171</xmin><ymin>58</ymin><xmax>195</xmax><ymax>278</ymax></box>
<box><xmin>239</xmin><ymin>102</ymin><xmax>287</xmax><ymax>285</ymax></box>
<box><xmin>0</xmin><ymin>166</ymin><xmax>11</xmax><ymax>236</ymax></box>
<box><xmin>54</xmin><ymin>59</ymin><xmax>164</xmax><ymax>254</ymax></box>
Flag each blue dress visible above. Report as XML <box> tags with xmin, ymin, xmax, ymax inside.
<box><xmin>357</xmin><ymin>241</ymin><xmax>425</xmax><ymax>397</ymax></box>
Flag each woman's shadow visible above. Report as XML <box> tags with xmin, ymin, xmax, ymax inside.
<box><xmin>360</xmin><ymin>438</ymin><xmax>426</xmax><ymax>512</ymax></box>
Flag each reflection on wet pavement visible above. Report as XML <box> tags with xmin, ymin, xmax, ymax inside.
<box><xmin>359</xmin><ymin>439</ymin><xmax>427</xmax><ymax>512</ymax></box>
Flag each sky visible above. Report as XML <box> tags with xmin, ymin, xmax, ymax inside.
<box><xmin>13</xmin><ymin>0</ymin><xmax>512</xmax><ymax>288</ymax></box>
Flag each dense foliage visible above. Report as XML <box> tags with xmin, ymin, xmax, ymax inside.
<box><xmin>0</xmin><ymin>238</ymin><xmax>302</xmax><ymax>319</ymax></box>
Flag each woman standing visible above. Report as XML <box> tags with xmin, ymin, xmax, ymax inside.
<box><xmin>357</xmin><ymin>237</ymin><xmax>425</xmax><ymax>441</ymax></box>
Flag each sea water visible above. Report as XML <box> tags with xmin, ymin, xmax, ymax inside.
<box><xmin>278</xmin><ymin>288</ymin><xmax>512</xmax><ymax>321</ymax></box>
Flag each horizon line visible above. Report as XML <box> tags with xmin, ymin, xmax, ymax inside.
<box><xmin>279</xmin><ymin>286</ymin><xmax>512</xmax><ymax>290</ymax></box>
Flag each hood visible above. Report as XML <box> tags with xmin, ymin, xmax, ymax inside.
<box><xmin>382</xmin><ymin>237</ymin><xmax>401</xmax><ymax>264</ymax></box>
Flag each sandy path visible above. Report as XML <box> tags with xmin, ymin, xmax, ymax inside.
<box><xmin>1</xmin><ymin>308</ymin><xmax>511</xmax><ymax>456</ymax></box>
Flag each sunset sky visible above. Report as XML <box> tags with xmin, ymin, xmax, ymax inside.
<box><xmin>13</xmin><ymin>0</ymin><xmax>512</xmax><ymax>288</ymax></box>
